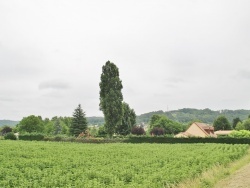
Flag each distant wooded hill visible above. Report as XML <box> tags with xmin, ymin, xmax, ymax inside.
<box><xmin>137</xmin><ymin>108</ymin><xmax>250</xmax><ymax>125</ymax></box>
<box><xmin>0</xmin><ymin>120</ymin><xmax>19</xmax><ymax>127</ymax></box>
<box><xmin>2</xmin><ymin>108</ymin><xmax>250</xmax><ymax>127</ymax></box>
<box><xmin>87</xmin><ymin>108</ymin><xmax>250</xmax><ymax>125</ymax></box>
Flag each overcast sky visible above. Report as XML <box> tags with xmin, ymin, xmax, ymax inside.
<box><xmin>1</xmin><ymin>0</ymin><xmax>250</xmax><ymax>120</ymax></box>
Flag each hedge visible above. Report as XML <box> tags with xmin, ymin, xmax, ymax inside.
<box><xmin>13</xmin><ymin>134</ymin><xmax>250</xmax><ymax>144</ymax></box>
<box><xmin>123</xmin><ymin>137</ymin><xmax>250</xmax><ymax>144</ymax></box>
<box><xmin>19</xmin><ymin>133</ymin><xmax>45</xmax><ymax>141</ymax></box>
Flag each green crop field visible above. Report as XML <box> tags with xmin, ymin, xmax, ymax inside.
<box><xmin>0</xmin><ymin>141</ymin><xmax>248</xmax><ymax>187</ymax></box>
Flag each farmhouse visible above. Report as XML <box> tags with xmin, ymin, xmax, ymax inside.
<box><xmin>175</xmin><ymin>122</ymin><xmax>216</xmax><ymax>138</ymax></box>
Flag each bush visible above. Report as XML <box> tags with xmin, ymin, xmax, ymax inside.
<box><xmin>19</xmin><ymin>133</ymin><xmax>44</xmax><ymax>141</ymax></box>
<box><xmin>131</xmin><ymin>126</ymin><xmax>145</xmax><ymax>135</ymax></box>
<box><xmin>4</xmin><ymin>132</ymin><xmax>17</xmax><ymax>140</ymax></box>
<box><xmin>229</xmin><ymin>130</ymin><xmax>250</xmax><ymax>138</ymax></box>
<box><xmin>150</xmin><ymin>127</ymin><xmax>165</xmax><ymax>136</ymax></box>
<box><xmin>1</xmin><ymin>126</ymin><xmax>12</xmax><ymax>135</ymax></box>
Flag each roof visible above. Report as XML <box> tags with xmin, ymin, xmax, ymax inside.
<box><xmin>195</xmin><ymin>122</ymin><xmax>214</xmax><ymax>130</ymax></box>
<box><xmin>175</xmin><ymin>122</ymin><xmax>217</xmax><ymax>138</ymax></box>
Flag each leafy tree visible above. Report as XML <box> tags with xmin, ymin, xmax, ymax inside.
<box><xmin>88</xmin><ymin>127</ymin><xmax>98</xmax><ymax>137</ymax></box>
<box><xmin>243</xmin><ymin>119</ymin><xmax>250</xmax><ymax>131</ymax></box>
<box><xmin>150</xmin><ymin>127</ymin><xmax>165</xmax><ymax>136</ymax></box>
<box><xmin>131</xmin><ymin>126</ymin><xmax>145</xmax><ymax>135</ymax></box>
<box><xmin>232</xmin><ymin>117</ymin><xmax>242</xmax><ymax>129</ymax></box>
<box><xmin>97</xmin><ymin>125</ymin><xmax>107</xmax><ymax>137</ymax></box>
<box><xmin>149</xmin><ymin>115</ymin><xmax>184</xmax><ymax>134</ymax></box>
<box><xmin>44</xmin><ymin>118</ymin><xmax>50</xmax><ymax>124</ymax></box>
<box><xmin>4</xmin><ymin>132</ymin><xmax>16</xmax><ymax>140</ymax></box>
<box><xmin>149</xmin><ymin>114</ymin><xmax>162</xmax><ymax>127</ymax></box>
<box><xmin>18</xmin><ymin>115</ymin><xmax>44</xmax><ymax>133</ymax></box>
<box><xmin>235</xmin><ymin>122</ymin><xmax>245</xmax><ymax>130</ymax></box>
<box><xmin>0</xmin><ymin>126</ymin><xmax>12</xmax><ymax>135</ymax></box>
<box><xmin>116</xmin><ymin>102</ymin><xmax>136</xmax><ymax>135</ymax></box>
<box><xmin>70</xmin><ymin>104</ymin><xmax>88</xmax><ymax>137</ymax></box>
<box><xmin>54</xmin><ymin>119</ymin><xmax>62</xmax><ymax>135</ymax></box>
<box><xmin>99</xmin><ymin>61</ymin><xmax>123</xmax><ymax>137</ymax></box>
<box><xmin>44</xmin><ymin>121</ymin><xmax>54</xmax><ymax>134</ymax></box>
<box><xmin>213</xmin><ymin>116</ymin><xmax>232</xmax><ymax>131</ymax></box>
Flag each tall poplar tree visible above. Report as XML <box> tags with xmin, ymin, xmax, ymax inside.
<box><xmin>70</xmin><ymin>104</ymin><xmax>88</xmax><ymax>137</ymax></box>
<box><xmin>99</xmin><ymin>61</ymin><xmax>123</xmax><ymax>137</ymax></box>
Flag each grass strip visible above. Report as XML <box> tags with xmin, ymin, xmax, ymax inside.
<box><xmin>174</xmin><ymin>146</ymin><xmax>250</xmax><ymax>188</ymax></box>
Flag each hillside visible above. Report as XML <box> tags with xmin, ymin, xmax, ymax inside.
<box><xmin>0</xmin><ymin>120</ymin><xmax>19</xmax><ymax>127</ymax></box>
<box><xmin>136</xmin><ymin>108</ymin><xmax>250</xmax><ymax>125</ymax></box>
<box><xmin>88</xmin><ymin>108</ymin><xmax>250</xmax><ymax>125</ymax></box>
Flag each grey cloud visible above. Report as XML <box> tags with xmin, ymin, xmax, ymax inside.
<box><xmin>167</xmin><ymin>77</ymin><xmax>185</xmax><ymax>83</ymax></box>
<box><xmin>0</xmin><ymin>45</ymin><xmax>44</xmax><ymax>78</ymax></box>
<box><xmin>1</xmin><ymin>0</ymin><xmax>250</xmax><ymax>120</ymax></box>
<box><xmin>237</xmin><ymin>70</ymin><xmax>250</xmax><ymax>80</ymax></box>
<box><xmin>39</xmin><ymin>80</ymin><xmax>70</xmax><ymax>90</ymax></box>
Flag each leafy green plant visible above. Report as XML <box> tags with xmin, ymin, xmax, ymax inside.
<box><xmin>229</xmin><ymin>130</ymin><xmax>250</xmax><ymax>138</ymax></box>
<box><xmin>0</xmin><ymin>142</ymin><xmax>248</xmax><ymax>187</ymax></box>
<box><xmin>4</xmin><ymin>132</ymin><xmax>16</xmax><ymax>140</ymax></box>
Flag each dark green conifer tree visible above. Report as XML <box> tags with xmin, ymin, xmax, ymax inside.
<box><xmin>70</xmin><ymin>104</ymin><xmax>88</xmax><ymax>136</ymax></box>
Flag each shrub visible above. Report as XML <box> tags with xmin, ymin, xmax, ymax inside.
<box><xmin>131</xmin><ymin>126</ymin><xmax>145</xmax><ymax>135</ymax></box>
<box><xmin>1</xmin><ymin>126</ymin><xmax>12</xmax><ymax>135</ymax></box>
<box><xmin>150</xmin><ymin>127</ymin><xmax>165</xmax><ymax>136</ymax></box>
<box><xmin>19</xmin><ymin>133</ymin><xmax>45</xmax><ymax>141</ymax></box>
<box><xmin>229</xmin><ymin>130</ymin><xmax>250</xmax><ymax>138</ymax></box>
<box><xmin>4</xmin><ymin>132</ymin><xmax>17</xmax><ymax>140</ymax></box>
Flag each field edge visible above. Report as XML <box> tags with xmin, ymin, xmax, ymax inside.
<box><xmin>174</xmin><ymin>146</ymin><xmax>250</xmax><ymax>188</ymax></box>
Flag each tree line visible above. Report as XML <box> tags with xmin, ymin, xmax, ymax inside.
<box><xmin>1</xmin><ymin>61</ymin><xmax>136</xmax><ymax>138</ymax></box>
<box><xmin>2</xmin><ymin>61</ymin><xmax>250</xmax><ymax>138</ymax></box>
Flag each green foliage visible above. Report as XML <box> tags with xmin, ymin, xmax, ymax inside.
<box><xmin>124</xmin><ymin>137</ymin><xmax>250</xmax><ymax>144</ymax></box>
<box><xmin>4</xmin><ymin>132</ymin><xmax>16</xmax><ymax>140</ymax></box>
<box><xmin>137</xmin><ymin>108</ymin><xmax>250</xmax><ymax>125</ymax></box>
<box><xmin>70</xmin><ymin>104</ymin><xmax>88</xmax><ymax>137</ymax></box>
<box><xmin>235</xmin><ymin>122</ymin><xmax>245</xmax><ymax>130</ymax></box>
<box><xmin>44</xmin><ymin>117</ymin><xmax>69</xmax><ymax>135</ymax></box>
<box><xmin>88</xmin><ymin>127</ymin><xmax>98</xmax><ymax>137</ymax></box>
<box><xmin>229</xmin><ymin>130</ymin><xmax>250</xmax><ymax>138</ymax></box>
<box><xmin>0</xmin><ymin>126</ymin><xmax>12</xmax><ymax>135</ymax></box>
<box><xmin>242</xmin><ymin>119</ymin><xmax>250</xmax><ymax>131</ymax></box>
<box><xmin>19</xmin><ymin>133</ymin><xmax>45</xmax><ymax>141</ymax></box>
<box><xmin>99</xmin><ymin>61</ymin><xmax>123</xmax><ymax>137</ymax></box>
<box><xmin>18</xmin><ymin>115</ymin><xmax>44</xmax><ymax>133</ymax></box>
<box><xmin>150</xmin><ymin>127</ymin><xmax>165</xmax><ymax>136</ymax></box>
<box><xmin>97</xmin><ymin>125</ymin><xmax>107</xmax><ymax>137</ymax></box>
<box><xmin>53</xmin><ymin>119</ymin><xmax>62</xmax><ymax>135</ymax></box>
<box><xmin>149</xmin><ymin>115</ymin><xmax>185</xmax><ymax>134</ymax></box>
<box><xmin>0</xmin><ymin>141</ymin><xmax>248</xmax><ymax>187</ymax></box>
<box><xmin>116</xmin><ymin>102</ymin><xmax>136</xmax><ymax>135</ymax></box>
<box><xmin>213</xmin><ymin>116</ymin><xmax>232</xmax><ymax>131</ymax></box>
<box><xmin>232</xmin><ymin>117</ymin><xmax>241</xmax><ymax>129</ymax></box>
